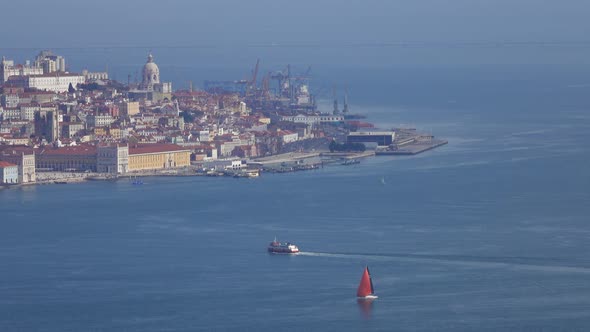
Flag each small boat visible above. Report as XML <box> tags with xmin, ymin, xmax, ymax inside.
<box><xmin>357</xmin><ymin>266</ymin><xmax>378</xmax><ymax>299</ymax></box>
<box><xmin>267</xmin><ymin>237</ymin><xmax>300</xmax><ymax>254</ymax></box>
<box><xmin>130</xmin><ymin>175</ymin><xmax>143</xmax><ymax>185</ymax></box>
<box><xmin>342</xmin><ymin>159</ymin><xmax>360</xmax><ymax>166</ymax></box>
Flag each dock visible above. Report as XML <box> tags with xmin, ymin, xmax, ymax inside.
<box><xmin>376</xmin><ymin>139</ymin><xmax>448</xmax><ymax>155</ymax></box>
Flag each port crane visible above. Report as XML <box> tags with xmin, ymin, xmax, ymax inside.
<box><xmin>245</xmin><ymin>59</ymin><xmax>260</xmax><ymax>97</ymax></box>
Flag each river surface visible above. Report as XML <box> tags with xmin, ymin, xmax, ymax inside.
<box><xmin>1</xmin><ymin>65</ymin><xmax>590</xmax><ymax>331</ymax></box>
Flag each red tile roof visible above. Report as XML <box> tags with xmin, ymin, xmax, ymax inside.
<box><xmin>129</xmin><ymin>143</ymin><xmax>190</xmax><ymax>155</ymax></box>
<box><xmin>37</xmin><ymin>145</ymin><xmax>97</xmax><ymax>156</ymax></box>
<box><xmin>0</xmin><ymin>161</ymin><xmax>17</xmax><ymax>167</ymax></box>
<box><xmin>0</xmin><ymin>145</ymin><xmax>35</xmax><ymax>155</ymax></box>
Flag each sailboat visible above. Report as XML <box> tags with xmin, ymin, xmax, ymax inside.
<box><xmin>357</xmin><ymin>266</ymin><xmax>378</xmax><ymax>300</ymax></box>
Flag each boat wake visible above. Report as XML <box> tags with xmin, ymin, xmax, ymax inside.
<box><xmin>298</xmin><ymin>251</ymin><xmax>590</xmax><ymax>275</ymax></box>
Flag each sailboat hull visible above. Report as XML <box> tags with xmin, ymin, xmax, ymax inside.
<box><xmin>357</xmin><ymin>295</ymin><xmax>378</xmax><ymax>300</ymax></box>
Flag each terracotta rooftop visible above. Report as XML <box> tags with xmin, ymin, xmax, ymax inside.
<box><xmin>129</xmin><ymin>143</ymin><xmax>190</xmax><ymax>155</ymax></box>
<box><xmin>37</xmin><ymin>145</ymin><xmax>97</xmax><ymax>156</ymax></box>
<box><xmin>0</xmin><ymin>161</ymin><xmax>17</xmax><ymax>167</ymax></box>
<box><xmin>0</xmin><ymin>145</ymin><xmax>35</xmax><ymax>155</ymax></box>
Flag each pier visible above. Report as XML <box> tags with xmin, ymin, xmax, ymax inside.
<box><xmin>376</xmin><ymin>139</ymin><xmax>448</xmax><ymax>155</ymax></box>
<box><xmin>374</xmin><ymin>128</ymin><xmax>448</xmax><ymax>156</ymax></box>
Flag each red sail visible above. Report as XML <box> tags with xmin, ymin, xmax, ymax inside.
<box><xmin>357</xmin><ymin>267</ymin><xmax>373</xmax><ymax>297</ymax></box>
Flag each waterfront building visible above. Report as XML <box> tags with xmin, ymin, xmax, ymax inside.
<box><xmin>30</xmin><ymin>144</ymin><xmax>191</xmax><ymax>174</ymax></box>
<box><xmin>128</xmin><ymin>144</ymin><xmax>190</xmax><ymax>172</ymax></box>
<box><xmin>36</xmin><ymin>145</ymin><xmax>97</xmax><ymax>172</ymax></box>
<box><xmin>97</xmin><ymin>143</ymin><xmax>129</xmax><ymax>174</ymax></box>
<box><xmin>0</xmin><ymin>57</ymin><xmax>43</xmax><ymax>83</ymax></box>
<box><xmin>26</xmin><ymin>73</ymin><xmax>86</xmax><ymax>92</ymax></box>
<box><xmin>215</xmin><ymin>135</ymin><xmax>248</xmax><ymax>158</ymax></box>
<box><xmin>0</xmin><ymin>161</ymin><xmax>18</xmax><ymax>184</ymax></box>
<box><xmin>278</xmin><ymin>130</ymin><xmax>299</xmax><ymax>143</ymax></box>
<box><xmin>347</xmin><ymin>131</ymin><xmax>396</xmax><ymax>146</ymax></box>
<box><xmin>0</xmin><ymin>146</ymin><xmax>36</xmax><ymax>183</ymax></box>
<box><xmin>204</xmin><ymin>158</ymin><xmax>245</xmax><ymax>171</ymax></box>
<box><xmin>278</xmin><ymin>115</ymin><xmax>344</xmax><ymax>126</ymax></box>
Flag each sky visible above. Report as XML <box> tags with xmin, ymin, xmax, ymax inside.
<box><xmin>1</xmin><ymin>0</ymin><xmax>590</xmax><ymax>66</ymax></box>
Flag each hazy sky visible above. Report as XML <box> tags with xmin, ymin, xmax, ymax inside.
<box><xmin>1</xmin><ymin>0</ymin><xmax>589</xmax><ymax>66</ymax></box>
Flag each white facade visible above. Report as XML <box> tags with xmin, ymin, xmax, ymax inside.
<box><xmin>97</xmin><ymin>144</ymin><xmax>129</xmax><ymax>174</ymax></box>
<box><xmin>0</xmin><ymin>152</ymin><xmax>36</xmax><ymax>183</ymax></box>
<box><xmin>82</xmin><ymin>70</ymin><xmax>109</xmax><ymax>81</ymax></box>
<box><xmin>35</xmin><ymin>50</ymin><xmax>66</xmax><ymax>73</ymax></box>
<box><xmin>140</xmin><ymin>53</ymin><xmax>160</xmax><ymax>91</ymax></box>
<box><xmin>198</xmin><ymin>130</ymin><xmax>211</xmax><ymax>142</ymax></box>
<box><xmin>87</xmin><ymin>114</ymin><xmax>114</xmax><ymax>128</ymax></box>
<box><xmin>26</xmin><ymin>74</ymin><xmax>85</xmax><ymax>92</ymax></box>
<box><xmin>1</xmin><ymin>108</ymin><xmax>21</xmax><ymax>120</ymax></box>
<box><xmin>19</xmin><ymin>105</ymin><xmax>37</xmax><ymax>121</ymax></box>
<box><xmin>154</xmin><ymin>82</ymin><xmax>172</xmax><ymax>94</ymax></box>
<box><xmin>280</xmin><ymin>115</ymin><xmax>344</xmax><ymax>126</ymax></box>
<box><xmin>1</xmin><ymin>94</ymin><xmax>19</xmax><ymax>108</ymax></box>
<box><xmin>280</xmin><ymin>132</ymin><xmax>299</xmax><ymax>143</ymax></box>
<box><xmin>1</xmin><ymin>57</ymin><xmax>44</xmax><ymax>83</ymax></box>
<box><xmin>0</xmin><ymin>163</ymin><xmax>18</xmax><ymax>184</ymax></box>
<box><xmin>61</xmin><ymin>122</ymin><xmax>84</xmax><ymax>138</ymax></box>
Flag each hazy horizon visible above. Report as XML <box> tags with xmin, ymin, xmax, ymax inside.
<box><xmin>2</xmin><ymin>0</ymin><xmax>590</xmax><ymax>67</ymax></box>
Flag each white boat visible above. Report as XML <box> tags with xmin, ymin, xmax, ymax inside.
<box><xmin>267</xmin><ymin>237</ymin><xmax>300</xmax><ymax>254</ymax></box>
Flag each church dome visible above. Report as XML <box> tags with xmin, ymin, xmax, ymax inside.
<box><xmin>141</xmin><ymin>52</ymin><xmax>160</xmax><ymax>90</ymax></box>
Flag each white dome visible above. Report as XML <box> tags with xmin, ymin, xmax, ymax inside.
<box><xmin>141</xmin><ymin>52</ymin><xmax>160</xmax><ymax>90</ymax></box>
<box><xmin>143</xmin><ymin>62</ymin><xmax>159</xmax><ymax>76</ymax></box>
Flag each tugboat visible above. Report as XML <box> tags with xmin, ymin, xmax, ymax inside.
<box><xmin>267</xmin><ymin>237</ymin><xmax>300</xmax><ymax>254</ymax></box>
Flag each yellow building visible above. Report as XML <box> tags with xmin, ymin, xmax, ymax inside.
<box><xmin>94</xmin><ymin>127</ymin><xmax>107</xmax><ymax>136</ymax></box>
<box><xmin>119</xmin><ymin>101</ymin><xmax>140</xmax><ymax>117</ymax></box>
<box><xmin>108</xmin><ymin>127</ymin><xmax>122</xmax><ymax>140</ymax></box>
<box><xmin>128</xmin><ymin>144</ymin><xmax>190</xmax><ymax>171</ymax></box>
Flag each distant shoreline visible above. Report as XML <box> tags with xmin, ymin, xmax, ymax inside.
<box><xmin>1</xmin><ymin>136</ymin><xmax>449</xmax><ymax>189</ymax></box>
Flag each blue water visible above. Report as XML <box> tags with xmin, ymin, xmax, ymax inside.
<box><xmin>1</xmin><ymin>64</ymin><xmax>590</xmax><ymax>331</ymax></box>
